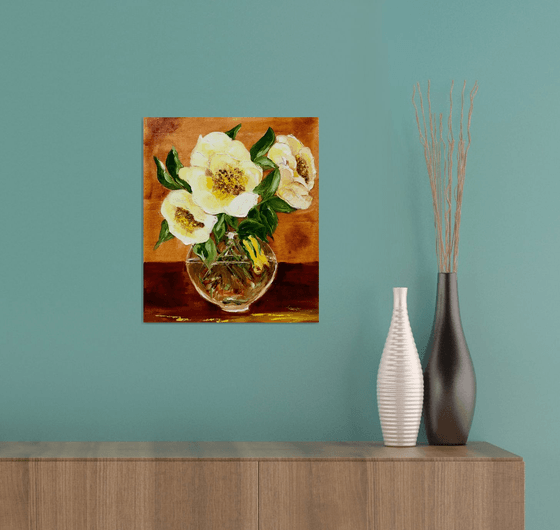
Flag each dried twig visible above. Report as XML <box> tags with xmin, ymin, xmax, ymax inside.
<box><xmin>412</xmin><ymin>80</ymin><xmax>478</xmax><ymax>272</ymax></box>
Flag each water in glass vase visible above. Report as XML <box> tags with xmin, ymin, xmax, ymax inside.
<box><xmin>186</xmin><ymin>234</ymin><xmax>278</xmax><ymax>312</ymax></box>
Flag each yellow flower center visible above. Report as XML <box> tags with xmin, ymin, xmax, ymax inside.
<box><xmin>212</xmin><ymin>165</ymin><xmax>247</xmax><ymax>197</ymax></box>
<box><xmin>295</xmin><ymin>155</ymin><xmax>310</xmax><ymax>183</ymax></box>
<box><xmin>174</xmin><ymin>207</ymin><xmax>204</xmax><ymax>233</ymax></box>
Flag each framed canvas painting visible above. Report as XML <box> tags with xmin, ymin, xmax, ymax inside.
<box><xmin>143</xmin><ymin>117</ymin><xmax>319</xmax><ymax>323</ymax></box>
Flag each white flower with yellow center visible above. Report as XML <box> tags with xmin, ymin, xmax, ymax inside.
<box><xmin>161</xmin><ymin>190</ymin><xmax>217</xmax><ymax>245</ymax></box>
<box><xmin>267</xmin><ymin>135</ymin><xmax>316</xmax><ymax>210</ymax></box>
<box><xmin>178</xmin><ymin>132</ymin><xmax>263</xmax><ymax>217</ymax></box>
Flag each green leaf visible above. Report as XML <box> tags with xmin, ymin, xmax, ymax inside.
<box><xmin>247</xmin><ymin>207</ymin><xmax>261</xmax><ymax>221</ymax></box>
<box><xmin>250</xmin><ymin>127</ymin><xmax>275</xmax><ymax>161</ymax></box>
<box><xmin>176</xmin><ymin>178</ymin><xmax>192</xmax><ymax>193</ymax></box>
<box><xmin>224</xmin><ymin>123</ymin><xmax>242</xmax><ymax>140</ymax></box>
<box><xmin>238</xmin><ymin>219</ymin><xmax>264</xmax><ymax>233</ymax></box>
<box><xmin>253</xmin><ymin>168</ymin><xmax>281</xmax><ymax>199</ymax></box>
<box><xmin>253</xmin><ymin>156</ymin><xmax>277</xmax><ymax>170</ymax></box>
<box><xmin>224</xmin><ymin>214</ymin><xmax>239</xmax><ymax>229</ymax></box>
<box><xmin>247</xmin><ymin>205</ymin><xmax>273</xmax><ymax>237</ymax></box>
<box><xmin>260</xmin><ymin>203</ymin><xmax>278</xmax><ymax>236</ymax></box>
<box><xmin>255</xmin><ymin>209</ymin><xmax>272</xmax><ymax>239</ymax></box>
<box><xmin>266</xmin><ymin>196</ymin><xmax>296</xmax><ymax>213</ymax></box>
<box><xmin>165</xmin><ymin>146</ymin><xmax>184</xmax><ymax>180</ymax></box>
<box><xmin>238</xmin><ymin>219</ymin><xmax>268</xmax><ymax>242</ymax></box>
<box><xmin>154</xmin><ymin>156</ymin><xmax>182</xmax><ymax>190</ymax></box>
<box><xmin>154</xmin><ymin>220</ymin><xmax>175</xmax><ymax>250</ymax></box>
<box><xmin>154</xmin><ymin>153</ymin><xmax>192</xmax><ymax>193</ymax></box>
<box><xmin>193</xmin><ymin>238</ymin><xmax>217</xmax><ymax>268</ymax></box>
<box><xmin>166</xmin><ymin>148</ymin><xmax>193</xmax><ymax>193</ymax></box>
<box><xmin>205</xmin><ymin>238</ymin><xmax>217</xmax><ymax>266</ymax></box>
<box><xmin>213</xmin><ymin>214</ymin><xmax>227</xmax><ymax>243</ymax></box>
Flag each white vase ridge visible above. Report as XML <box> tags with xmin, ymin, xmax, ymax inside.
<box><xmin>377</xmin><ymin>287</ymin><xmax>424</xmax><ymax>447</ymax></box>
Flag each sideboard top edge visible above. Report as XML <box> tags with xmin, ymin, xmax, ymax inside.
<box><xmin>0</xmin><ymin>457</ymin><xmax>524</xmax><ymax>462</ymax></box>
<box><xmin>0</xmin><ymin>441</ymin><xmax>523</xmax><ymax>460</ymax></box>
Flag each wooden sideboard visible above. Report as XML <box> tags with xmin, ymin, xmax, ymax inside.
<box><xmin>0</xmin><ymin>441</ymin><xmax>524</xmax><ymax>530</ymax></box>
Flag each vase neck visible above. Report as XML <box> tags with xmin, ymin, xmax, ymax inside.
<box><xmin>435</xmin><ymin>273</ymin><xmax>460</xmax><ymax>318</ymax></box>
<box><xmin>393</xmin><ymin>287</ymin><xmax>408</xmax><ymax>310</ymax></box>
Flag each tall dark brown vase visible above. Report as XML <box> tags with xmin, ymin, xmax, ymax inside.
<box><xmin>424</xmin><ymin>273</ymin><xmax>476</xmax><ymax>445</ymax></box>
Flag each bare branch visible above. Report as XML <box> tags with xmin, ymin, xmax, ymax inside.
<box><xmin>413</xmin><ymin>80</ymin><xmax>477</xmax><ymax>272</ymax></box>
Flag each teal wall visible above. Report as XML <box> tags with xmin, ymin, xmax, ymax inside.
<box><xmin>1</xmin><ymin>0</ymin><xmax>559</xmax><ymax>527</ymax></box>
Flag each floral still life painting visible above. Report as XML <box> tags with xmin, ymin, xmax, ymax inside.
<box><xmin>143</xmin><ymin>117</ymin><xmax>319</xmax><ymax>323</ymax></box>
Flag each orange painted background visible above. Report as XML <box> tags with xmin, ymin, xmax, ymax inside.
<box><xmin>143</xmin><ymin>117</ymin><xmax>319</xmax><ymax>263</ymax></box>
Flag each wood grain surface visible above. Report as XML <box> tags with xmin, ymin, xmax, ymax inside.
<box><xmin>0</xmin><ymin>460</ymin><xmax>257</xmax><ymax>530</ymax></box>
<box><xmin>259</xmin><ymin>461</ymin><xmax>369</xmax><ymax>530</ymax></box>
<box><xmin>259</xmin><ymin>460</ymin><xmax>524</xmax><ymax>530</ymax></box>
<box><xmin>0</xmin><ymin>462</ymin><xmax>29</xmax><ymax>530</ymax></box>
<box><xmin>0</xmin><ymin>442</ymin><xmax>524</xmax><ymax>530</ymax></box>
<box><xmin>0</xmin><ymin>441</ymin><xmax>522</xmax><ymax>460</ymax></box>
<box><xmin>368</xmin><ymin>461</ymin><xmax>524</xmax><ymax>530</ymax></box>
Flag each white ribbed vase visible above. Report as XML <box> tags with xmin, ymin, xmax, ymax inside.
<box><xmin>377</xmin><ymin>287</ymin><xmax>424</xmax><ymax>447</ymax></box>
